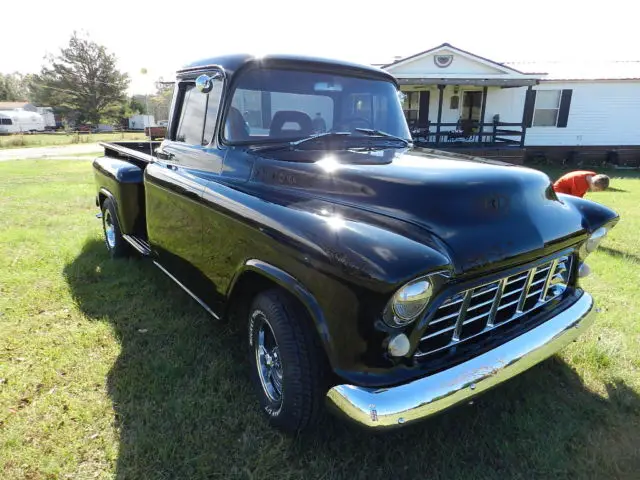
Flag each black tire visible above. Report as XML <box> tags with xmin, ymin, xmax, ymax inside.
<box><xmin>101</xmin><ymin>197</ymin><xmax>130</xmax><ymax>258</ymax></box>
<box><xmin>248</xmin><ymin>289</ymin><xmax>329</xmax><ymax>433</ymax></box>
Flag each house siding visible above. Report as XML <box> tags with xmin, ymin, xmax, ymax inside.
<box><xmin>484</xmin><ymin>87</ymin><xmax>526</xmax><ymax>123</ymax></box>
<box><xmin>525</xmin><ymin>81</ymin><xmax>640</xmax><ymax>146</ymax></box>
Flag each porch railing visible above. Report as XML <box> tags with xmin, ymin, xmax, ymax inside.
<box><xmin>409</xmin><ymin>120</ymin><xmax>525</xmax><ymax>148</ymax></box>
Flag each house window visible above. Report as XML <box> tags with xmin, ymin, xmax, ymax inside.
<box><xmin>533</xmin><ymin>90</ymin><xmax>561</xmax><ymax>127</ymax></box>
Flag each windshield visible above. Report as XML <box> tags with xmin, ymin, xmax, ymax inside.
<box><xmin>224</xmin><ymin>67</ymin><xmax>410</xmax><ymax>145</ymax></box>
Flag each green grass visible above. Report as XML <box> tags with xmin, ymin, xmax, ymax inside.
<box><xmin>0</xmin><ymin>132</ymin><xmax>147</xmax><ymax>150</ymax></box>
<box><xmin>0</xmin><ymin>161</ymin><xmax>639</xmax><ymax>479</ymax></box>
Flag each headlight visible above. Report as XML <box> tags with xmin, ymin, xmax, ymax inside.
<box><xmin>581</xmin><ymin>226</ymin><xmax>608</xmax><ymax>258</ymax></box>
<box><xmin>383</xmin><ymin>278</ymin><xmax>433</xmax><ymax>327</ymax></box>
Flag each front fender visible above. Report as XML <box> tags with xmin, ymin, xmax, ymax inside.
<box><xmin>221</xmin><ymin>207</ymin><xmax>453</xmax><ymax>384</ymax></box>
<box><xmin>227</xmin><ymin>259</ymin><xmax>335</xmax><ymax>361</ymax></box>
<box><xmin>557</xmin><ymin>193</ymin><xmax>620</xmax><ymax>233</ymax></box>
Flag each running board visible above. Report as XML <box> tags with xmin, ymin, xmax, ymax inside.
<box><xmin>152</xmin><ymin>261</ymin><xmax>220</xmax><ymax>320</ymax></box>
<box><xmin>122</xmin><ymin>234</ymin><xmax>152</xmax><ymax>256</ymax></box>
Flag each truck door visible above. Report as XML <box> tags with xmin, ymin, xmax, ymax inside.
<box><xmin>144</xmin><ymin>71</ymin><xmax>224</xmax><ymax>304</ymax></box>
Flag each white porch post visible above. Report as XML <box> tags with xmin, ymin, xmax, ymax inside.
<box><xmin>478</xmin><ymin>86</ymin><xmax>488</xmax><ymax>143</ymax></box>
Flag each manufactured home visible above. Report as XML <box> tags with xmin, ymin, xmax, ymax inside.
<box><xmin>380</xmin><ymin>43</ymin><xmax>640</xmax><ymax>166</ymax></box>
<box><xmin>0</xmin><ymin>110</ymin><xmax>46</xmax><ymax>134</ymax></box>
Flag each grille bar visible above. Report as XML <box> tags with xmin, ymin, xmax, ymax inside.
<box><xmin>472</xmin><ymin>285</ymin><xmax>499</xmax><ymax>298</ymax></box>
<box><xmin>516</xmin><ymin>268</ymin><xmax>536</xmax><ymax>312</ymax></box>
<box><xmin>429</xmin><ymin>310</ymin><xmax>461</xmax><ymax>326</ymax></box>
<box><xmin>487</xmin><ymin>278</ymin><xmax>507</xmax><ymax>327</ymax></box>
<box><xmin>539</xmin><ymin>258</ymin><xmax>559</xmax><ymax>302</ymax></box>
<box><xmin>417</xmin><ymin>254</ymin><xmax>573</xmax><ymax>357</ymax></box>
<box><xmin>467</xmin><ymin>296</ymin><xmax>496</xmax><ymax>312</ymax></box>
<box><xmin>452</xmin><ymin>290</ymin><xmax>473</xmax><ymax>341</ymax></box>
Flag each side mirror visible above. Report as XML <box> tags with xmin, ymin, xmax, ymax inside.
<box><xmin>195</xmin><ymin>72</ymin><xmax>221</xmax><ymax>94</ymax></box>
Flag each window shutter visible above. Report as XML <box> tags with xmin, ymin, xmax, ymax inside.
<box><xmin>557</xmin><ymin>89</ymin><xmax>572</xmax><ymax>128</ymax></box>
<box><xmin>523</xmin><ymin>89</ymin><xmax>536</xmax><ymax>128</ymax></box>
<box><xmin>418</xmin><ymin>91</ymin><xmax>430</xmax><ymax>127</ymax></box>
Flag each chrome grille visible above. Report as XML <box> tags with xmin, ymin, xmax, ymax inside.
<box><xmin>416</xmin><ymin>254</ymin><xmax>573</xmax><ymax>357</ymax></box>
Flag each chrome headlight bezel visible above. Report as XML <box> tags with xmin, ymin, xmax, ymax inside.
<box><xmin>580</xmin><ymin>226</ymin><xmax>608</xmax><ymax>258</ymax></box>
<box><xmin>383</xmin><ymin>277</ymin><xmax>434</xmax><ymax>328</ymax></box>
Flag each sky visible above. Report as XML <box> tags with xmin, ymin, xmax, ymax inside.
<box><xmin>2</xmin><ymin>0</ymin><xmax>637</xmax><ymax>95</ymax></box>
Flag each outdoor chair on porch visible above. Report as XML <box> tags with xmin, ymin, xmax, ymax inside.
<box><xmin>410</xmin><ymin>122</ymin><xmax>431</xmax><ymax>144</ymax></box>
<box><xmin>447</xmin><ymin>118</ymin><xmax>477</xmax><ymax>142</ymax></box>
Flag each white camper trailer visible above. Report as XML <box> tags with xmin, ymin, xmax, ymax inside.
<box><xmin>36</xmin><ymin>107</ymin><xmax>57</xmax><ymax>130</ymax></box>
<box><xmin>0</xmin><ymin>110</ymin><xmax>46</xmax><ymax>134</ymax></box>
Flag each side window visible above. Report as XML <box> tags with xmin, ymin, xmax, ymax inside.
<box><xmin>175</xmin><ymin>85</ymin><xmax>207</xmax><ymax>144</ymax></box>
<box><xmin>202</xmin><ymin>79</ymin><xmax>223</xmax><ymax>144</ymax></box>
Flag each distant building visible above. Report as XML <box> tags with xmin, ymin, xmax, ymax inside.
<box><xmin>380</xmin><ymin>43</ymin><xmax>640</xmax><ymax>166</ymax></box>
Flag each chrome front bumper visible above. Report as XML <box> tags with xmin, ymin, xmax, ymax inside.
<box><xmin>326</xmin><ymin>292</ymin><xmax>595</xmax><ymax>429</ymax></box>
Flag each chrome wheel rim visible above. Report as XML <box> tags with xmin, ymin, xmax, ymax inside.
<box><xmin>253</xmin><ymin>312</ymin><xmax>283</xmax><ymax>404</ymax></box>
<box><xmin>104</xmin><ymin>210</ymin><xmax>116</xmax><ymax>249</ymax></box>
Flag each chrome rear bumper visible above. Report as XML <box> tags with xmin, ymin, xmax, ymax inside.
<box><xmin>326</xmin><ymin>292</ymin><xmax>595</xmax><ymax>429</ymax></box>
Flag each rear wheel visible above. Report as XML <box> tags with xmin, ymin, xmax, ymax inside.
<box><xmin>101</xmin><ymin>198</ymin><xmax>130</xmax><ymax>258</ymax></box>
<box><xmin>248</xmin><ymin>289</ymin><xmax>329</xmax><ymax>433</ymax></box>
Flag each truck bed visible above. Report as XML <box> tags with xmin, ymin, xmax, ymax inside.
<box><xmin>100</xmin><ymin>141</ymin><xmax>161</xmax><ymax>169</ymax></box>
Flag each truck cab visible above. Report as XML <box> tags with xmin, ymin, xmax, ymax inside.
<box><xmin>92</xmin><ymin>53</ymin><xmax>619</xmax><ymax>433</ymax></box>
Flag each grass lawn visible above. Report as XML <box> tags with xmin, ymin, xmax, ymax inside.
<box><xmin>0</xmin><ymin>132</ymin><xmax>147</xmax><ymax>150</ymax></box>
<box><xmin>0</xmin><ymin>160</ymin><xmax>639</xmax><ymax>479</ymax></box>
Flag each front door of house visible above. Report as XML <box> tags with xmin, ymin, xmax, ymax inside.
<box><xmin>461</xmin><ymin>91</ymin><xmax>482</xmax><ymax>121</ymax></box>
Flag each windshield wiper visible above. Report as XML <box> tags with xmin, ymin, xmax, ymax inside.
<box><xmin>291</xmin><ymin>131</ymin><xmax>352</xmax><ymax>147</ymax></box>
<box><xmin>250</xmin><ymin>129</ymin><xmax>410</xmax><ymax>152</ymax></box>
<box><xmin>250</xmin><ymin>132</ymin><xmax>352</xmax><ymax>152</ymax></box>
<box><xmin>354</xmin><ymin>128</ymin><xmax>411</xmax><ymax>147</ymax></box>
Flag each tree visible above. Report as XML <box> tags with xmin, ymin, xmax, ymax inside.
<box><xmin>147</xmin><ymin>78</ymin><xmax>174</xmax><ymax>122</ymax></box>
<box><xmin>0</xmin><ymin>73</ymin><xmax>30</xmax><ymax>101</ymax></box>
<box><xmin>129</xmin><ymin>96</ymin><xmax>147</xmax><ymax>115</ymax></box>
<box><xmin>29</xmin><ymin>32</ymin><xmax>129</xmax><ymax>124</ymax></box>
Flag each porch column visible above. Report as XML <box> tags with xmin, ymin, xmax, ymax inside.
<box><xmin>520</xmin><ymin>85</ymin><xmax>533</xmax><ymax>147</ymax></box>
<box><xmin>435</xmin><ymin>84</ymin><xmax>445</xmax><ymax>144</ymax></box>
<box><xmin>478</xmin><ymin>86</ymin><xmax>488</xmax><ymax>143</ymax></box>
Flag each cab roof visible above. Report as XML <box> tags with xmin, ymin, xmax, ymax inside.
<box><xmin>177</xmin><ymin>53</ymin><xmax>397</xmax><ymax>85</ymax></box>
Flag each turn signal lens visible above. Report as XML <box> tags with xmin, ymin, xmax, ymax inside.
<box><xmin>387</xmin><ymin>334</ymin><xmax>411</xmax><ymax>357</ymax></box>
<box><xmin>578</xmin><ymin>262</ymin><xmax>591</xmax><ymax>278</ymax></box>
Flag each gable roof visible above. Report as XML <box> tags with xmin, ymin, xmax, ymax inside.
<box><xmin>0</xmin><ymin>101</ymin><xmax>32</xmax><ymax>110</ymax></box>
<box><xmin>383</xmin><ymin>43</ymin><xmax>526</xmax><ymax>75</ymax></box>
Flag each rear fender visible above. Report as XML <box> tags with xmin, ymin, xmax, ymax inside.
<box><xmin>93</xmin><ymin>156</ymin><xmax>146</xmax><ymax>235</ymax></box>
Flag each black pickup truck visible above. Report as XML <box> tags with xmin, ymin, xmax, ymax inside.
<box><xmin>92</xmin><ymin>53</ymin><xmax>619</xmax><ymax>433</ymax></box>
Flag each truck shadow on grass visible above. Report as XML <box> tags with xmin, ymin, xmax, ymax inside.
<box><xmin>64</xmin><ymin>240</ymin><xmax>640</xmax><ymax>480</ymax></box>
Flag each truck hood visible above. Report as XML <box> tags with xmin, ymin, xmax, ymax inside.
<box><xmin>248</xmin><ymin>147</ymin><xmax>601</xmax><ymax>274</ymax></box>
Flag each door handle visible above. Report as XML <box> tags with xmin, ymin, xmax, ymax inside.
<box><xmin>156</xmin><ymin>150</ymin><xmax>175</xmax><ymax>161</ymax></box>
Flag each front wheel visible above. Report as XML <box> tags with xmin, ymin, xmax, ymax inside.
<box><xmin>248</xmin><ymin>289</ymin><xmax>329</xmax><ymax>433</ymax></box>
